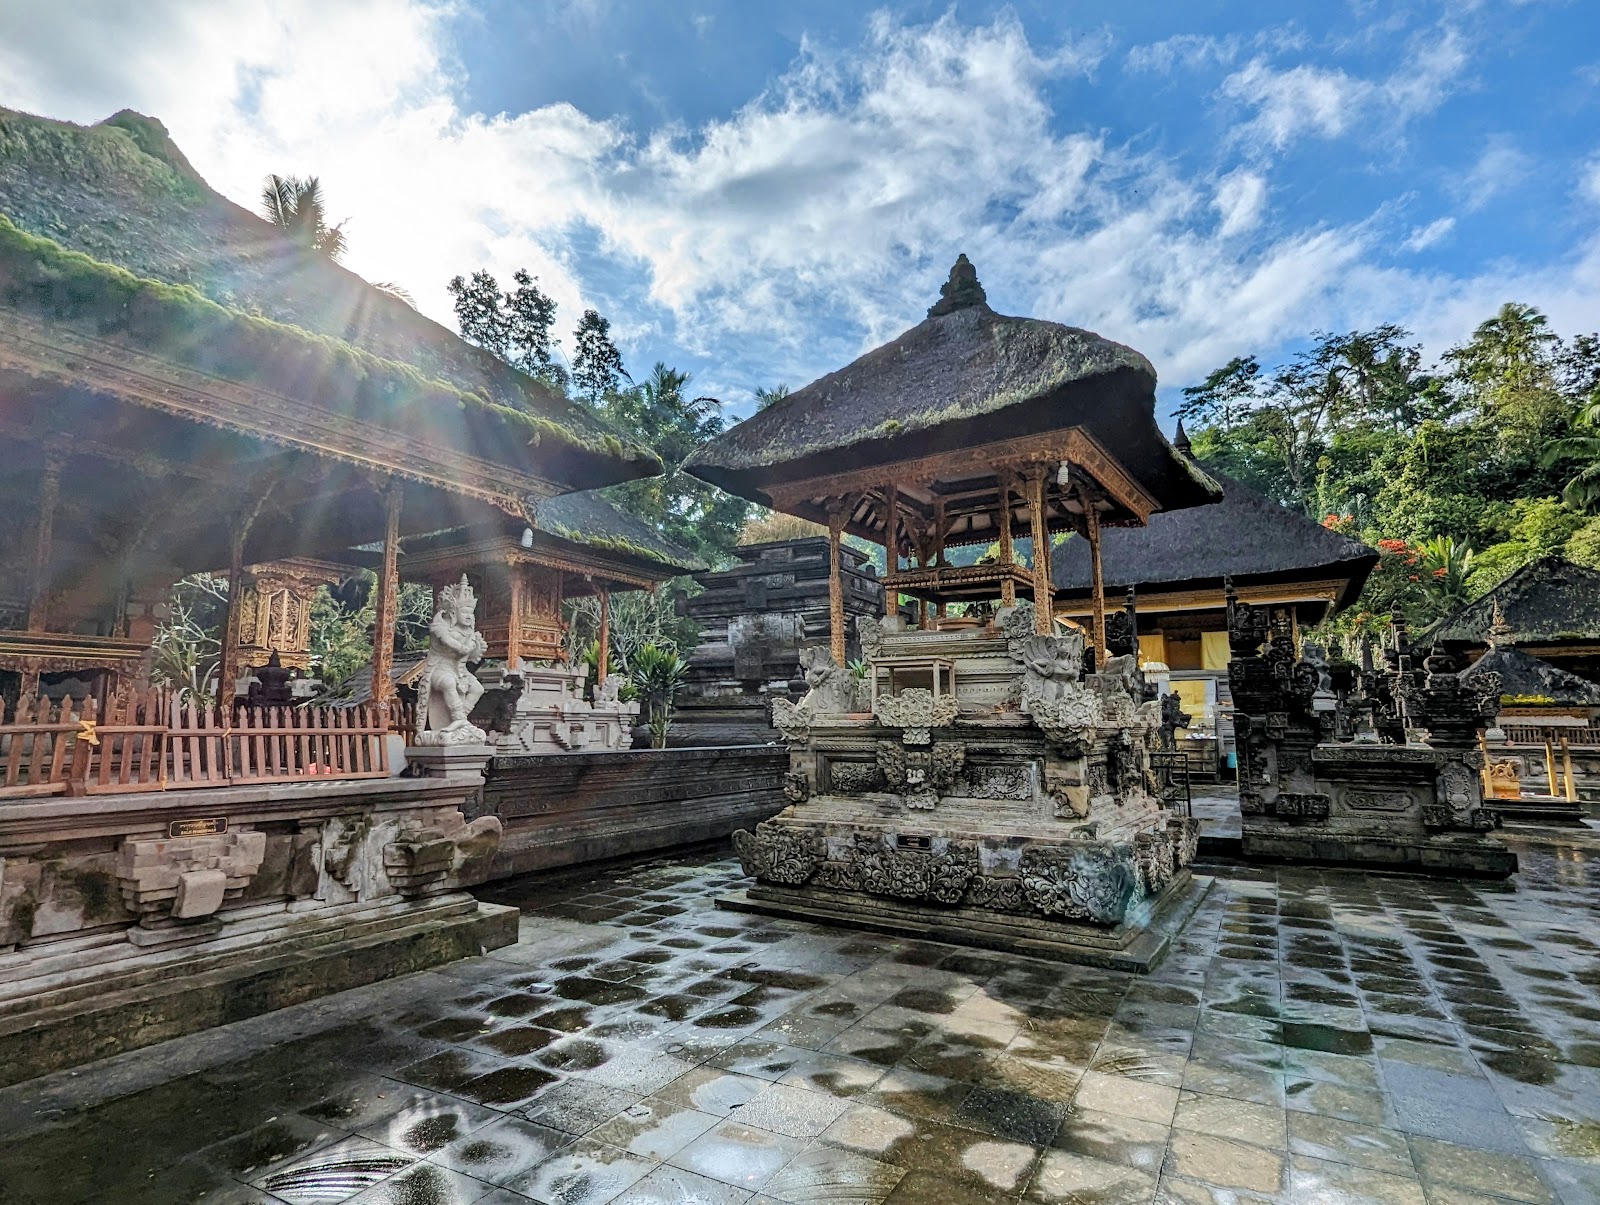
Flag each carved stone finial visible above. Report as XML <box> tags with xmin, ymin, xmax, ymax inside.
<box><xmin>1173</xmin><ymin>419</ymin><xmax>1192</xmax><ymax>456</ymax></box>
<box><xmin>1487</xmin><ymin>598</ymin><xmax>1515</xmax><ymax>649</ymax></box>
<box><xmin>928</xmin><ymin>254</ymin><xmax>988</xmax><ymax>317</ymax></box>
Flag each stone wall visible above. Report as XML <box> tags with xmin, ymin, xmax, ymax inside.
<box><xmin>477</xmin><ymin>746</ymin><xmax>788</xmax><ymax>877</ymax></box>
<box><xmin>0</xmin><ymin>776</ymin><xmax>516</xmax><ymax>1084</ymax></box>
<box><xmin>673</xmin><ymin>538</ymin><xmax>884</xmax><ymax>747</ymax></box>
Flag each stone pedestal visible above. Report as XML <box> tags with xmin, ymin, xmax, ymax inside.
<box><xmin>725</xmin><ymin>606</ymin><xmax>1205</xmax><ymax>972</ymax></box>
<box><xmin>405</xmin><ymin>742</ymin><xmax>495</xmax><ymax>783</ymax></box>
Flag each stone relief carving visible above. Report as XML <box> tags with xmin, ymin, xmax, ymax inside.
<box><xmin>797</xmin><ymin>646</ymin><xmax>859</xmax><ymax>714</ymax></box>
<box><xmin>382</xmin><ymin>812</ymin><xmax>503</xmax><ymax>897</ymax></box>
<box><xmin>858</xmin><ymin>846</ymin><xmax>975</xmax><ymax>904</ymax></box>
<box><xmin>782</xmin><ymin>771</ymin><xmax>810</xmax><ymax>803</ymax></box>
<box><xmin>416</xmin><ymin>575</ymin><xmax>490</xmax><ymax>746</ymax></box>
<box><xmin>829</xmin><ymin>762</ymin><xmax>884</xmax><ymax>794</ymax></box>
<box><xmin>732</xmin><ymin>822</ymin><xmax>820</xmax><ymax>885</ymax></box>
<box><xmin>116</xmin><ymin>830</ymin><xmax>268</xmax><ymax>924</ymax></box>
<box><xmin>1016</xmin><ymin>633</ymin><xmax>1083</xmax><ymax>702</ymax></box>
<box><xmin>968</xmin><ymin>765</ymin><xmax>1032</xmax><ymax>801</ymax></box>
<box><xmin>1019</xmin><ymin>843</ymin><xmax>1141</xmax><ymax>925</ymax></box>
<box><xmin>873</xmin><ymin>687</ymin><xmax>958</xmax><ymax>745</ymax></box>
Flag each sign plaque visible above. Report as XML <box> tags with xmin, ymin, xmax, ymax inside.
<box><xmin>169</xmin><ymin>817</ymin><xmax>228</xmax><ymax>839</ymax></box>
<box><xmin>895</xmin><ymin>833</ymin><xmax>933</xmax><ymax>852</ymax></box>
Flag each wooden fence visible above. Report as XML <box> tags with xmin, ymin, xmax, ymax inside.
<box><xmin>1502</xmin><ymin>724</ymin><xmax>1600</xmax><ymax>748</ymax></box>
<box><xmin>0</xmin><ymin>689</ymin><xmax>393</xmax><ymax>799</ymax></box>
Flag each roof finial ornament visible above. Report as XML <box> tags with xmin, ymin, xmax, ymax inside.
<box><xmin>928</xmin><ymin>253</ymin><xmax>987</xmax><ymax>317</ymax></box>
<box><xmin>1488</xmin><ymin>598</ymin><xmax>1515</xmax><ymax>649</ymax></box>
<box><xmin>1173</xmin><ymin>418</ymin><xmax>1192</xmax><ymax>456</ymax></box>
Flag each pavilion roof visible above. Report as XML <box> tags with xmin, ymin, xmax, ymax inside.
<box><xmin>1460</xmin><ymin>644</ymin><xmax>1600</xmax><ymax>706</ymax></box>
<box><xmin>1431</xmin><ymin>557</ymin><xmax>1600</xmax><ymax>646</ymax></box>
<box><xmin>529</xmin><ymin>491</ymin><xmax>706</xmax><ymax>575</ymax></box>
<box><xmin>684</xmin><ymin>255</ymin><xmax>1216</xmax><ymax>517</ymax></box>
<box><xmin>1051</xmin><ymin>464</ymin><xmax>1377</xmax><ymax>612</ymax></box>
<box><xmin>0</xmin><ymin>108</ymin><xmax>661</xmax><ymax>498</ymax></box>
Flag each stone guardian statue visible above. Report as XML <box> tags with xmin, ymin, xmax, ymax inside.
<box><xmin>416</xmin><ymin>575</ymin><xmax>490</xmax><ymax>745</ymax></box>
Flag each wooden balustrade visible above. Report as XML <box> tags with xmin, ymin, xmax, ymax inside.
<box><xmin>0</xmin><ymin>689</ymin><xmax>394</xmax><ymax>798</ymax></box>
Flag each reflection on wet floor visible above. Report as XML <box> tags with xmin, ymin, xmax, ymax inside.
<box><xmin>2</xmin><ymin>826</ymin><xmax>1600</xmax><ymax>1203</ymax></box>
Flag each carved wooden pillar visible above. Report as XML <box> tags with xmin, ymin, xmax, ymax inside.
<box><xmin>370</xmin><ymin>480</ymin><xmax>403</xmax><ymax>709</ymax></box>
<box><xmin>219</xmin><ymin>524</ymin><xmax>248</xmax><ymax>701</ymax></box>
<box><xmin>505</xmin><ymin>560</ymin><xmax>523</xmax><ymax>671</ymax></box>
<box><xmin>1026</xmin><ymin>468</ymin><xmax>1051</xmax><ymax>634</ymax></box>
<box><xmin>883</xmin><ymin>482</ymin><xmax>899</xmax><ymax>619</ymax></box>
<box><xmin>997</xmin><ymin>474</ymin><xmax>1016</xmax><ymax>608</ymax></box>
<box><xmin>26</xmin><ymin>453</ymin><xmax>64</xmax><ymax>633</ymax></box>
<box><xmin>1085</xmin><ymin>490</ymin><xmax>1106</xmax><ymax>663</ymax></box>
<box><xmin>827</xmin><ymin>501</ymin><xmax>848</xmax><ymax>668</ymax></box>
<box><xmin>596</xmin><ymin>587</ymin><xmax>611</xmax><ymax>685</ymax></box>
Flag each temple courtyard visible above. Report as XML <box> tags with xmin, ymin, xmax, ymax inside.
<box><xmin>1</xmin><ymin>815</ymin><xmax>1596</xmax><ymax>1205</ymax></box>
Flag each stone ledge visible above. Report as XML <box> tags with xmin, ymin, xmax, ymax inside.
<box><xmin>1241</xmin><ymin>832</ymin><xmax>1518</xmax><ymax>877</ymax></box>
<box><xmin>717</xmin><ymin>873</ymin><xmax>1212</xmax><ymax>974</ymax></box>
<box><xmin>0</xmin><ymin>899</ymin><xmax>517</xmax><ymax>1088</ymax></box>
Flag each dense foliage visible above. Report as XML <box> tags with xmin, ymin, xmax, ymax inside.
<box><xmin>1181</xmin><ymin>304</ymin><xmax>1600</xmax><ymax>639</ymax></box>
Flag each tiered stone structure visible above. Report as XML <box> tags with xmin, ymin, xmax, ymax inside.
<box><xmin>730</xmin><ymin>603</ymin><xmax>1204</xmax><ymax>969</ymax></box>
<box><xmin>673</xmin><ymin>538</ymin><xmax>885</xmax><ymax>747</ymax></box>
<box><xmin>1227</xmin><ymin>581</ymin><xmax>1516</xmax><ymax>877</ymax></box>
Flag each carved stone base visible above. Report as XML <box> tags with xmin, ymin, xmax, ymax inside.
<box><xmin>720</xmin><ymin>872</ymin><xmax>1211</xmax><ymax>973</ymax></box>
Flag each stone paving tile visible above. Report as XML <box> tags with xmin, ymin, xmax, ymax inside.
<box><xmin>6</xmin><ymin>836</ymin><xmax>1600</xmax><ymax>1202</ymax></box>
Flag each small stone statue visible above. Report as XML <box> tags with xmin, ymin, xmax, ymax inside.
<box><xmin>796</xmin><ymin>647</ymin><xmax>857</xmax><ymax>714</ymax></box>
<box><xmin>594</xmin><ymin>673</ymin><xmax>622</xmax><ymax>706</ymax></box>
<box><xmin>248</xmin><ymin>651</ymin><xmax>296</xmax><ymax>707</ymax></box>
<box><xmin>416</xmin><ymin>575</ymin><xmax>490</xmax><ymax>746</ymax></box>
<box><xmin>1017</xmin><ymin>633</ymin><xmax>1082</xmax><ymax>702</ymax></box>
<box><xmin>1158</xmin><ymin>691</ymin><xmax>1191</xmax><ymax>751</ymax></box>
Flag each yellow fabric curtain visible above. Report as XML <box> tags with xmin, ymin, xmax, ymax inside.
<box><xmin>1201</xmin><ymin>631</ymin><xmax>1231</xmax><ymax>671</ymax></box>
<box><xmin>1138</xmin><ymin>634</ymin><xmax>1165</xmax><ymax>666</ymax></box>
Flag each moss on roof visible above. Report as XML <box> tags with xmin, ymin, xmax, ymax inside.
<box><xmin>530</xmin><ymin>491</ymin><xmax>706</xmax><ymax>574</ymax></box>
<box><xmin>1432</xmin><ymin>557</ymin><xmax>1600</xmax><ymax>646</ymax></box>
<box><xmin>0</xmin><ymin>107</ymin><xmax>662</xmax><ymax>488</ymax></box>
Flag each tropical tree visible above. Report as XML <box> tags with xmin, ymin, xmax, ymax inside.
<box><xmin>628</xmin><ymin>643</ymin><xmax>688</xmax><ymax>748</ymax></box>
<box><xmin>259</xmin><ymin>174</ymin><xmax>347</xmax><ymax>260</ymax></box>
<box><xmin>754</xmin><ymin>384</ymin><xmax>791</xmax><ymax>410</ymax></box>
<box><xmin>1416</xmin><ymin>535</ymin><xmax>1475</xmax><ymax>615</ymax></box>
<box><xmin>1446</xmin><ymin>302</ymin><xmax>1559</xmax><ymax>397</ymax></box>
<box><xmin>447</xmin><ymin>269</ymin><xmax>567</xmax><ymax>389</ymax></box>
<box><xmin>571</xmin><ymin>309</ymin><xmax>628</xmax><ymax>404</ymax></box>
<box><xmin>1544</xmin><ymin>399</ymin><xmax>1600</xmax><ymax>511</ymax></box>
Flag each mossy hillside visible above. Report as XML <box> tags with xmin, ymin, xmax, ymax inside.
<box><xmin>0</xmin><ymin>215</ymin><xmax>655</xmax><ymax>474</ymax></box>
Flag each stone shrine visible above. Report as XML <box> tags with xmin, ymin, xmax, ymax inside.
<box><xmin>686</xmin><ymin>257</ymin><xmax>1224</xmax><ymax>969</ymax></box>
<box><xmin>673</xmin><ymin>537</ymin><xmax>886</xmax><ymax>746</ymax></box>
<box><xmin>1227</xmin><ymin>581</ymin><xmax>1516</xmax><ymax>877</ymax></box>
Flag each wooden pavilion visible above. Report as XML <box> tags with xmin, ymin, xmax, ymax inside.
<box><xmin>0</xmin><ymin>107</ymin><xmax>661</xmax><ymax>715</ymax></box>
<box><xmin>684</xmin><ymin>255</ymin><xmax>1220</xmax><ymax>662</ymax></box>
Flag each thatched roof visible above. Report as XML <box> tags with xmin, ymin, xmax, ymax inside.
<box><xmin>1461</xmin><ymin>644</ymin><xmax>1600</xmax><ymax>707</ymax></box>
<box><xmin>683</xmin><ymin>256</ymin><xmax>1216</xmax><ymax>515</ymax></box>
<box><xmin>0</xmin><ymin>107</ymin><xmax>661</xmax><ymax>493</ymax></box>
<box><xmin>1432</xmin><ymin>557</ymin><xmax>1600</xmax><ymax>646</ymax></box>
<box><xmin>529</xmin><ymin>491</ymin><xmax>706</xmax><ymax>575</ymax></box>
<box><xmin>1052</xmin><ymin>464</ymin><xmax>1377</xmax><ymax>610</ymax></box>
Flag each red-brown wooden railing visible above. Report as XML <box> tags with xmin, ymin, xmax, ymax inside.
<box><xmin>0</xmin><ymin>689</ymin><xmax>393</xmax><ymax>798</ymax></box>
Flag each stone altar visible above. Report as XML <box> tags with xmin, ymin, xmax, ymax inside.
<box><xmin>672</xmin><ymin>538</ymin><xmax>885</xmax><ymax>747</ymax></box>
<box><xmin>481</xmin><ymin>664</ymin><xmax>640</xmax><ymax>754</ymax></box>
<box><xmin>1227</xmin><ymin>582</ymin><xmax>1516</xmax><ymax>877</ymax></box>
<box><xmin>725</xmin><ymin>604</ymin><xmax>1207</xmax><ymax>971</ymax></box>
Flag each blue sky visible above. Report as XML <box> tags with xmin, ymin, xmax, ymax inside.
<box><xmin>2</xmin><ymin>0</ymin><xmax>1598</xmax><ymax>423</ymax></box>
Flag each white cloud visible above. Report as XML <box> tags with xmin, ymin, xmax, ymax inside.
<box><xmin>1452</xmin><ymin>135</ymin><xmax>1535</xmax><ymax>212</ymax></box>
<box><xmin>1403</xmin><ymin>217</ymin><xmax>1456</xmax><ymax>252</ymax></box>
<box><xmin>1583</xmin><ymin>156</ymin><xmax>1600</xmax><ymax>204</ymax></box>
<box><xmin>0</xmin><ymin>2</ymin><xmax>1595</xmax><ymax>408</ymax></box>
<box><xmin>1213</xmin><ymin>170</ymin><xmax>1268</xmax><ymax>237</ymax></box>
<box><xmin>1125</xmin><ymin>33</ymin><xmax>1237</xmax><ymax>75</ymax></box>
<box><xmin>1220</xmin><ymin>26</ymin><xmax>1467</xmax><ymax>152</ymax></box>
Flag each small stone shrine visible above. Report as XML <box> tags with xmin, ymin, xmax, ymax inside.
<box><xmin>1226</xmin><ymin>580</ymin><xmax>1516</xmax><ymax>877</ymax></box>
<box><xmin>672</xmin><ymin>537</ymin><xmax>886</xmax><ymax>746</ymax></box>
<box><xmin>685</xmin><ymin>256</ymin><xmax>1224</xmax><ymax>969</ymax></box>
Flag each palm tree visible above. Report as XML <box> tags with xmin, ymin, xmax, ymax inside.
<box><xmin>1544</xmin><ymin>399</ymin><xmax>1600</xmax><ymax>510</ymax></box>
<box><xmin>1417</xmin><ymin>535</ymin><xmax>1475</xmax><ymax>615</ymax></box>
<box><xmin>1450</xmin><ymin>302</ymin><xmax>1558</xmax><ymax>394</ymax></box>
<box><xmin>260</xmin><ymin>174</ymin><xmax>348</xmax><ymax>260</ymax></box>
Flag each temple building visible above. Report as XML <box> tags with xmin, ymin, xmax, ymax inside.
<box><xmin>1431</xmin><ymin>556</ymin><xmax>1600</xmax><ymax>683</ymax></box>
<box><xmin>1051</xmin><ymin>425</ymin><xmax>1377</xmax><ymax>773</ymax></box>
<box><xmin>686</xmin><ymin>255</ymin><xmax>1223</xmax><ymax>969</ymax></box>
<box><xmin>0</xmin><ymin>107</ymin><xmax>668</xmax><ymax>1079</ymax></box>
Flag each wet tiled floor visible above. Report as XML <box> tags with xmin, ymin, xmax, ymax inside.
<box><xmin>2</xmin><ymin>824</ymin><xmax>1600</xmax><ymax>1204</ymax></box>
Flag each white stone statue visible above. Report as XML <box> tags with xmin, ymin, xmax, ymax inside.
<box><xmin>415</xmin><ymin>575</ymin><xmax>489</xmax><ymax>746</ymax></box>
<box><xmin>1017</xmin><ymin>633</ymin><xmax>1083</xmax><ymax>703</ymax></box>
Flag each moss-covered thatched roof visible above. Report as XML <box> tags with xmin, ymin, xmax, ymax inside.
<box><xmin>1461</xmin><ymin>644</ymin><xmax>1600</xmax><ymax>707</ymax></box>
<box><xmin>684</xmin><ymin>257</ymin><xmax>1215</xmax><ymax>515</ymax></box>
<box><xmin>1432</xmin><ymin>557</ymin><xmax>1600</xmax><ymax>646</ymax></box>
<box><xmin>1052</xmin><ymin>466</ymin><xmax>1377</xmax><ymax>611</ymax></box>
<box><xmin>528</xmin><ymin>491</ymin><xmax>706</xmax><ymax>574</ymax></box>
<box><xmin>0</xmin><ymin>107</ymin><xmax>661</xmax><ymax>494</ymax></box>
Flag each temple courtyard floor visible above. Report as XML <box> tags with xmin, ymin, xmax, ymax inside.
<box><xmin>2</xmin><ymin>821</ymin><xmax>1599</xmax><ymax>1204</ymax></box>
